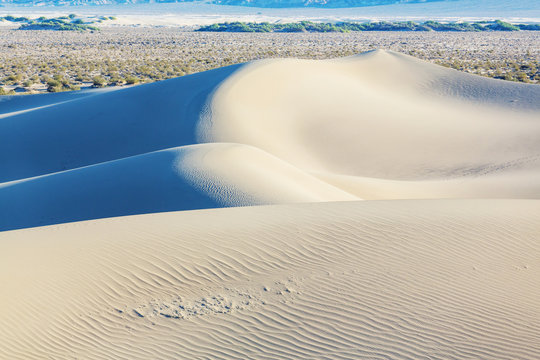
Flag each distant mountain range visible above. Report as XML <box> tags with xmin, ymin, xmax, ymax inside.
<box><xmin>216</xmin><ymin>0</ymin><xmax>449</xmax><ymax>8</ymax></box>
<box><xmin>0</xmin><ymin>0</ymin><xmax>451</xmax><ymax>8</ymax></box>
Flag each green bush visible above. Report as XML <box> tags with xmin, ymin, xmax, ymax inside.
<box><xmin>92</xmin><ymin>76</ymin><xmax>107</xmax><ymax>87</ymax></box>
<box><xmin>124</xmin><ymin>75</ymin><xmax>140</xmax><ymax>85</ymax></box>
<box><xmin>5</xmin><ymin>74</ymin><xmax>22</xmax><ymax>84</ymax></box>
<box><xmin>488</xmin><ymin>20</ymin><xmax>519</xmax><ymax>31</ymax></box>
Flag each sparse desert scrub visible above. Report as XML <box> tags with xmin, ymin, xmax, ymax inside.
<box><xmin>1</xmin><ymin>14</ymin><xmax>107</xmax><ymax>31</ymax></box>
<box><xmin>197</xmin><ymin>20</ymin><xmax>537</xmax><ymax>33</ymax></box>
<box><xmin>0</xmin><ymin>27</ymin><xmax>538</xmax><ymax>94</ymax></box>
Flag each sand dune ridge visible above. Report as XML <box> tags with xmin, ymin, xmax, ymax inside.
<box><xmin>1</xmin><ymin>50</ymin><xmax>539</xmax><ymax>230</ymax></box>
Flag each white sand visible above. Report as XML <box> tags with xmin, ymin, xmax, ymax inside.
<box><xmin>1</xmin><ymin>200</ymin><xmax>539</xmax><ymax>359</ymax></box>
<box><xmin>0</xmin><ymin>50</ymin><xmax>539</xmax><ymax>358</ymax></box>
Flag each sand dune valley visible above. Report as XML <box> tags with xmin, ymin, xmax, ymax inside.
<box><xmin>1</xmin><ymin>49</ymin><xmax>540</xmax><ymax>359</ymax></box>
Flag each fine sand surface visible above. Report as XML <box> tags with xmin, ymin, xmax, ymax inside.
<box><xmin>1</xmin><ymin>50</ymin><xmax>540</xmax><ymax>358</ymax></box>
<box><xmin>1</xmin><ymin>200</ymin><xmax>540</xmax><ymax>359</ymax></box>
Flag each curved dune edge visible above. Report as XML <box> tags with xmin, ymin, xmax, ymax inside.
<box><xmin>1</xmin><ymin>199</ymin><xmax>539</xmax><ymax>359</ymax></box>
<box><xmin>1</xmin><ymin>50</ymin><xmax>540</xmax><ymax>230</ymax></box>
<box><xmin>201</xmin><ymin>50</ymin><xmax>540</xmax><ymax>180</ymax></box>
<box><xmin>0</xmin><ymin>143</ymin><xmax>356</xmax><ymax>231</ymax></box>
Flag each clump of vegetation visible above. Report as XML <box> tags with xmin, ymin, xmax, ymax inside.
<box><xmin>92</xmin><ymin>76</ymin><xmax>107</xmax><ymax>87</ymax></box>
<box><xmin>1</xmin><ymin>15</ymin><xmax>103</xmax><ymax>31</ymax></box>
<box><xmin>42</xmin><ymin>74</ymin><xmax>80</xmax><ymax>92</ymax></box>
<box><xmin>1</xmin><ymin>16</ymin><xmax>30</xmax><ymax>22</ymax></box>
<box><xmin>3</xmin><ymin>73</ymin><xmax>23</xmax><ymax>84</ymax></box>
<box><xmin>518</xmin><ymin>24</ymin><xmax>540</xmax><ymax>30</ymax></box>
<box><xmin>19</xmin><ymin>18</ymin><xmax>99</xmax><ymax>32</ymax></box>
<box><xmin>19</xmin><ymin>22</ymin><xmax>99</xmax><ymax>31</ymax></box>
<box><xmin>197</xmin><ymin>20</ymin><xmax>540</xmax><ymax>33</ymax></box>
<box><xmin>125</xmin><ymin>75</ymin><xmax>140</xmax><ymax>85</ymax></box>
<box><xmin>487</xmin><ymin>20</ymin><xmax>520</xmax><ymax>31</ymax></box>
<box><xmin>0</xmin><ymin>87</ymin><xmax>14</xmax><ymax>95</ymax></box>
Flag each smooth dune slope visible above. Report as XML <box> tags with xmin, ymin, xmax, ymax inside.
<box><xmin>1</xmin><ymin>200</ymin><xmax>539</xmax><ymax>359</ymax></box>
<box><xmin>0</xmin><ymin>143</ymin><xmax>355</xmax><ymax>231</ymax></box>
<box><xmin>0</xmin><ymin>64</ymin><xmax>243</xmax><ymax>183</ymax></box>
<box><xmin>1</xmin><ymin>50</ymin><xmax>540</xmax><ymax>230</ymax></box>
<box><xmin>201</xmin><ymin>51</ymin><xmax>540</xmax><ymax>181</ymax></box>
<box><xmin>0</xmin><ymin>87</ymin><xmax>120</xmax><ymax>120</ymax></box>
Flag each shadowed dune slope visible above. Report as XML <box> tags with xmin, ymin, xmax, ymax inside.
<box><xmin>0</xmin><ymin>143</ymin><xmax>355</xmax><ymax>231</ymax></box>
<box><xmin>0</xmin><ymin>64</ymin><xmax>243</xmax><ymax>183</ymax></box>
<box><xmin>0</xmin><ymin>87</ymin><xmax>118</xmax><ymax>119</ymax></box>
<box><xmin>1</xmin><ymin>200</ymin><xmax>539</xmax><ymax>359</ymax></box>
<box><xmin>0</xmin><ymin>50</ymin><xmax>539</xmax><ymax>230</ymax></box>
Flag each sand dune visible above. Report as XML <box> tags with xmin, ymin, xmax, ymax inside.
<box><xmin>1</xmin><ymin>50</ymin><xmax>540</xmax><ymax>229</ymax></box>
<box><xmin>201</xmin><ymin>51</ymin><xmax>540</xmax><ymax>181</ymax></box>
<box><xmin>0</xmin><ymin>64</ymin><xmax>242</xmax><ymax>183</ymax></box>
<box><xmin>0</xmin><ymin>143</ymin><xmax>355</xmax><ymax>231</ymax></box>
<box><xmin>1</xmin><ymin>200</ymin><xmax>539</xmax><ymax>359</ymax></box>
<box><xmin>1</xmin><ymin>50</ymin><xmax>539</xmax><ymax>358</ymax></box>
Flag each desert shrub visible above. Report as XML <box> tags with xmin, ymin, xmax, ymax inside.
<box><xmin>504</xmin><ymin>73</ymin><xmax>515</xmax><ymax>81</ymax></box>
<box><xmin>488</xmin><ymin>20</ymin><xmax>519</xmax><ymax>31</ymax></box>
<box><xmin>47</xmin><ymin>85</ymin><xmax>63</xmax><ymax>92</ymax></box>
<box><xmin>516</xmin><ymin>72</ymin><xmax>530</xmax><ymax>82</ymax></box>
<box><xmin>124</xmin><ymin>75</ymin><xmax>140</xmax><ymax>84</ymax></box>
<box><xmin>92</xmin><ymin>76</ymin><xmax>107</xmax><ymax>87</ymax></box>
<box><xmin>4</xmin><ymin>16</ymin><xmax>29</xmax><ymax>22</ymax></box>
<box><xmin>46</xmin><ymin>78</ymin><xmax>61</xmax><ymax>86</ymax></box>
<box><xmin>518</xmin><ymin>24</ymin><xmax>540</xmax><ymax>30</ymax></box>
<box><xmin>5</xmin><ymin>74</ymin><xmax>22</xmax><ymax>84</ymax></box>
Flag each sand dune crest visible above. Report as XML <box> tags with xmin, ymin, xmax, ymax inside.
<box><xmin>1</xmin><ymin>50</ymin><xmax>539</xmax><ymax>230</ymax></box>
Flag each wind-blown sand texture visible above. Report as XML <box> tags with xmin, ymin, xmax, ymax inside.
<box><xmin>1</xmin><ymin>50</ymin><xmax>539</xmax><ymax>359</ymax></box>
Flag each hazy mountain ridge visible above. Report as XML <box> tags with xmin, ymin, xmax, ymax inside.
<box><xmin>0</xmin><ymin>0</ymin><xmax>450</xmax><ymax>8</ymax></box>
